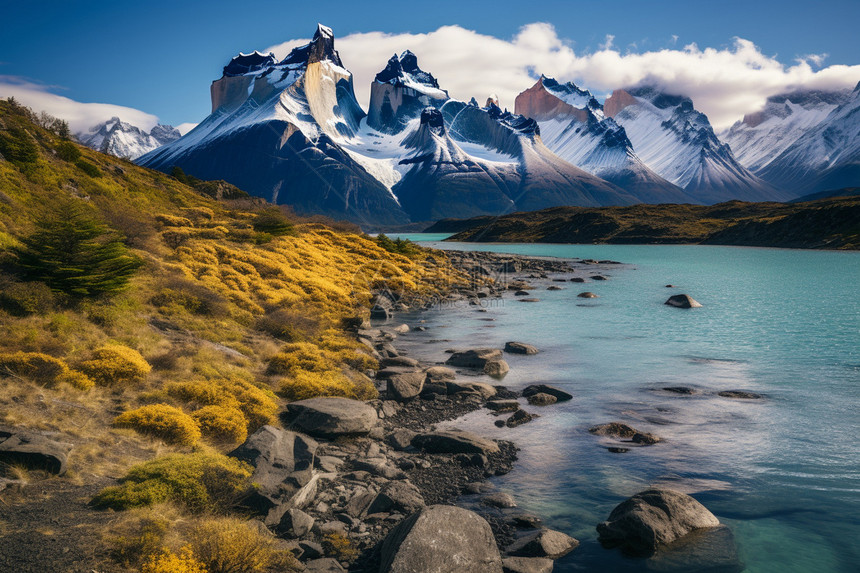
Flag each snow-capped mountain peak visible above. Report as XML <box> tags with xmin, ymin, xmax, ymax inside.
<box><xmin>367</xmin><ymin>50</ymin><xmax>449</xmax><ymax>133</ymax></box>
<box><xmin>78</xmin><ymin>117</ymin><xmax>179</xmax><ymax>160</ymax></box>
<box><xmin>604</xmin><ymin>85</ymin><xmax>786</xmax><ymax>202</ymax></box>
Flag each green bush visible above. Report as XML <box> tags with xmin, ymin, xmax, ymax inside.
<box><xmin>55</xmin><ymin>140</ymin><xmax>81</xmax><ymax>162</ymax></box>
<box><xmin>0</xmin><ymin>127</ymin><xmax>39</xmax><ymax>165</ymax></box>
<box><xmin>0</xmin><ymin>279</ymin><xmax>56</xmax><ymax>315</ymax></box>
<box><xmin>75</xmin><ymin>158</ymin><xmax>101</xmax><ymax>177</ymax></box>
<box><xmin>252</xmin><ymin>207</ymin><xmax>295</xmax><ymax>237</ymax></box>
<box><xmin>91</xmin><ymin>453</ymin><xmax>253</xmax><ymax>513</ymax></box>
<box><xmin>12</xmin><ymin>202</ymin><xmax>143</xmax><ymax>297</ymax></box>
<box><xmin>113</xmin><ymin>404</ymin><xmax>201</xmax><ymax>446</ymax></box>
<box><xmin>79</xmin><ymin>345</ymin><xmax>151</xmax><ymax>387</ymax></box>
<box><xmin>376</xmin><ymin>234</ymin><xmax>421</xmax><ymax>257</ymax></box>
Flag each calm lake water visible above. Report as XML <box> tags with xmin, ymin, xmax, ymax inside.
<box><xmin>389</xmin><ymin>236</ymin><xmax>860</xmax><ymax>573</ymax></box>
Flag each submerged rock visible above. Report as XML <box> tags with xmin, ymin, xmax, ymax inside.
<box><xmin>717</xmin><ymin>390</ymin><xmax>763</xmax><ymax>400</ymax></box>
<box><xmin>483</xmin><ymin>492</ymin><xmax>517</xmax><ymax>508</ymax></box>
<box><xmin>596</xmin><ymin>488</ymin><xmax>721</xmax><ymax>556</ymax></box>
<box><xmin>665</xmin><ymin>294</ymin><xmax>702</xmax><ymax>308</ymax></box>
<box><xmin>380</xmin><ymin>505</ymin><xmax>504</xmax><ymax>573</ymax></box>
<box><xmin>502</xmin><ymin>556</ymin><xmax>554</xmax><ymax>573</ymax></box>
<box><xmin>526</xmin><ymin>393</ymin><xmax>557</xmax><ymax>406</ymax></box>
<box><xmin>589</xmin><ymin>422</ymin><xmax>661</xmax><ymax>445</ymax></box>
<box><xmin>505</xmin><ymin>409</ymin><xmax>536</xmax><ymax>428</ymax></box>
<box><xmin>577</xmin><ymin>292</ymin><xmax>598</xmax><ymax>298</ymax></box>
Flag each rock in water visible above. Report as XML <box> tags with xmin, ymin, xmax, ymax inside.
<box><xmin>577</xmin><ymin>292</ymin><xmax>598</xmax><ymax>298</ymax></box>
<box><xmin>380</xmin><ymin>505</ymin><xmax>504</xmax><ymax>573</ymax></box>
<box><xmin>717</xmin><ymin>390</ymin><xmax>763</xmax><ymax>400</ymax></box>
<box><xmin>0</xmin><ymin>426</ymin><xmax>73</xmax><ymax>475</ymax></box>
<box><xmin>645</xmin><ymin>524</ymin><xmax>744</xmax><ymax>573</ymax></box>
<box><xmin>506</xmin><ymin>528</ymin><xmax>579</xmax><ymax>559</ymax></box>
<box><xmin>504</xmin><ymin>342</ymin><xmax>539</xmax><ymax>355</ymax></box>
<box><xmin>282</xmin><ymin>397</ymin><xmax>378</xmax><ymax>437</ymax></box>
<box><xmin>446</xmin><ymin>348</ymin><xmax>504</xmax><ymax>369</ymax></box>
<box><xmin>665</xmin><ymin>294</ymin><xmax>702</xmax><ymax>308</ymax></box>
<box><xmin>526</xmin><ymin>393</ymin><xmax>557</xmax><ymax>406</ymax></box>
<box><xmin>484</xmin><ymin>359</ymin><xmax>510</xmax><ymax>378</ymax></box>
<box><xmin>505</xmin><ymin>409</ymin><xmax>536</xmax><ymax>428</ymax></box>
<box><xmin>596</xmin><ymin>488</ymin><xmax>721</xmax><ymax>556</ymax></box>
<box><xmin>522</xmin><ymin>384</ymin><xmax>573</xmax><ymax>402</ymax></box>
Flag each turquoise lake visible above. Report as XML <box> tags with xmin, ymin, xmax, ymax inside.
<box><xmin>389</xmin><ymin>237</ymin><xmax>860</xmax><ymax>573</ymax></box>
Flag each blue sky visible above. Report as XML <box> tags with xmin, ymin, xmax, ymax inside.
<box><xmin>1</xmin><ymin>0</ymin><xmax>858</xmax><ymax>129</ymax></box>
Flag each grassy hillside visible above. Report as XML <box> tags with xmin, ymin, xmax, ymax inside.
<box><xmin>427</xmin><ymin>198</ymin><xmax>860</xmax><ymax>249</ymax></box>
<box><xmin>0</xmin><ymin>98</ymin><xmax>462</xmax><ymax>572</ymax></box>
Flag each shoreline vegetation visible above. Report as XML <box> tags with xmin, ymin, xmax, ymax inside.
<box><xmin>0</xmin><ymin>97</ymin><xmax>769</xmax><ymax>573</ymax></box>
<box><xmin>424</xmin><ymin>195</ymin><xmax>860</xmax><ymax>249</ymax></box>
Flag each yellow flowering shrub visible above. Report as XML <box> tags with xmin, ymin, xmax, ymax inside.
<box><xmin>187</xmin><ymin>517</ymin><xmax>300</xmax><ymax>573</ymax></box>
<box><xmin>114</xmin><ymin>404</ymin><xmax>201</xmax><ymax>446</ymax></box>
<box><xmin>192</xmin><ymin>405</ymin><xmax>248</xmax><ymax>444</ymax></box>
<box><xmin>79</xmin><ymin>345</ymin><xmax>152</xmax><ymax>387</ymax></box>
<box><xmin>0</xmin><ymin>351</ymin><xmax>94</xmax><ymax>389</ymax></box>
<box><xmin>166</xmin><ymin>379</ymin><xmax>277</xmax><ymax>432</ymax></box>
<box><xmin>91</xmin><ymin>453</ymin><xmax>252</xmax><ymax>513</ymax></box>
<box><xmin>278</xmin><ymin>369</ymin><xmax>375</xmax><ymax>401</ymax></box>
<box><xmin>140</xmin><ymin>546</ymin><xmax>207</xmax><ymax>573</ymax></box>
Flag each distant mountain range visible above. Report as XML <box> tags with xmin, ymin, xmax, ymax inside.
<box><xmin>79</xmin><ymin>117</ymin><xmax>180</xmax><ymax>160</ymax></box>
<box><xmin>129</xmin><ymin>24</ymin><xmax>859</xmax><ymax>226</ymax></box>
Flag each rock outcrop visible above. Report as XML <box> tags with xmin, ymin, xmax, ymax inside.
<box><xmin>379</xmin><ymin>505</ymin><xmax>504</xmax><ymax>573</ymax></box>
<box><xmin>282</xmin><ymin>397</ymin><xmax>378</xmax><ymax>438</ymax></box>
<box><xmin>596</xmin><ymin>488</ymin><xmax>721</xmax><ymax>556</ymax></box>
<box><xmin>0</xmin><ymin>426</ymin><xmax>73</xmax><ymax>475</ymax></box>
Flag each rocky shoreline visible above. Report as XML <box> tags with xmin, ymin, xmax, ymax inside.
<box><xmin>247</xmin><ymin>250</ymin><xmax>615</xmax><ymax>572</ymax></box>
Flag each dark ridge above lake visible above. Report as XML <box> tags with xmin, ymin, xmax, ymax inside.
<box><xmin>424</xmin><ymin>194</ymin><xmax>860</xmax><ymax>249</ymax></box>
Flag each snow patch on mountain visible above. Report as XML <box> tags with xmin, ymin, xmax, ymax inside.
<box><xmin>79</xmin><ymin>117</ymin><xmax>179</xmax><ymax>159</ymax></box>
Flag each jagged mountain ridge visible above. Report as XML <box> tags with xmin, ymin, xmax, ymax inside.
<box><xmin>79</xmin><ymin>117</ymin><xmax>180</xmax><ymax>160</ymax></box>
<box><xmin>604</xmin><ymin>87</ymin><xmax>789</xmax><ymax>203</ymax></box>
<box><xmin>755</xmin><ymin>83</ymin><xmax>860</xmax><ymax>194</ymax></box>
<box><xmin>138</xmin><ymin>24</ymin><xmax>410</xmax><ymax>227</ymax></box>
<box><xmin>136</xmin><ymin>24</ymin><xmax>857</xmax><ymax>226</ymax></box>
<box><xmin>515</xmin><ymin>77</ymin><xmax>696</xmax><ymax>204</ymax></box>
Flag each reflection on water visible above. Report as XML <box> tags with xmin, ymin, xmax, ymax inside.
<box><xmin>390</xmin><ymin>240</ymin><xmax>860</xmax><ymax>573</ymax></box>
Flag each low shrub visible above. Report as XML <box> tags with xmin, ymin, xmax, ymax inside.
<box><xmin>191</xmin><ymin>405</ymin><xmax>248</xmax><ymax>444</ymax></box>
<box><xmin>278</xmin><ymin>369</ymin><xmax>364</xmax><ymax>401</ymax></box>
<box><xmin>266</xmin><ymin>342</ymin><xmax>333</xmax><ymax>376</ymax></box>
<box><xmin>59</xmin><ymin>368</ymin><xmax>96</xmax><ymax>390</ymax></box>
<box><xmin>114</xmin><ymin>404</ymin><xmax>201</xmax><ymax>446</ymax></box>
<box><xmin>0</xmin><ymin>351</ymin><xmax>93</xmax><ymax>389</ymax></box>
<box><xmin>0</xmin><ymin>279</ymin><xmax>56</xmax><ymax>315</ymax></box>
<box><xmin>140</xmin><ymin>546</ymin><xmax>207</xmax><ymax>573</ymax></box>
<box><xmin>166</xmin><ymin>379</ymin><xmax>277</xmax><ymax>432</ymax></box>
<box><xmin>188</xmin><ymin>517</ymin><xmax>300</xmax><ymax>573</ymax></box>
<box><xmin>254</xmin><ymin>307</ymin><xmax>320</xmax><ymax>341</ymax></box>
<box><xmin>75</xmin><ymin>158</ymin><xmax>102</xmax><ymax>177</ymax></box>
<box><xmin>321</xmin><ymin>532</ymin><xmax>359</xmax><ymax>561</ymax></box>
<box><xmin>91</xmin><ymin>453</ymin><xmax>252</xmax><ymax>513</ymax></box>
<box><xmin>79</xmin><ymin>345</ymin><xmax>151</xmax><ymax>387</ymax></box>
<box><xmin>55</xmin><ymin>140</ymin><xmax>81</xmax><ymax>162</ymax></box>
<box><xmin>251</xmin><ymin>207</ymin><xmax>295</xmax><ymax>237</ymax></box>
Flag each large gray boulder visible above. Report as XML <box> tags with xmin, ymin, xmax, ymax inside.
<box><xmin>305</xmin><ymin>557</ymin><xmax>346</xmax><ymax>572</ymax></box>
<box><xmin>283</xmin><ymin>397</ymin><xmax>378</xmax><ymax>438</ymax></box>
<box><xmin>506</xmin><ymin>529</ymin><xmax>579</xmax><ymax>559</ymax></box>
<box><xmin>0</xmin><ymin>427</ymin><xmax>73</xmax><ymax>475</ymax></box>
<box><xmin>411</xmin><ymin>430</ymin><xmax>500</xmax><ymax>455</ymax></box>
<box><xmin>446</xmin><ymin>348</ymin><xmax>503</xmax><ymax>369</ymax></box>
<box><xmin>276</xmin><ymin>507</ymin><xmax>315</xmax><ymax>538</ymax></box>
<box><xmin>387</xmin><ymin>372</ymin><xmax>425</xmax><ymax>401</ymax></box>
<box><xmin>229</xmin><ymin>425</ymin><xmax>318</xmax><ymax>521</ymax></box>
<box><xmin>596</xmin><ymin>488</ymin><xmax>720</xmax><ymax>556</ymax></box>
<box><xmin>380</xmin><ymin>505</ymin><xmax>504</xmax><ymax>573</ymax></box>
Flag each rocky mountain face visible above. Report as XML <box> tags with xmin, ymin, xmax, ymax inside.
<box><xmin>515</xmin><ymin>77</ymin><xmax>695</xmax><ymax>204</ymax></box>
<box><xmin>79</xmin><ymin>117</ymin><xmax>180</xmax><ymax>160</ymax></box>
<box><xmin>136</xmin><ymin>24</ymin><xmax>857</xmax><ymax>226</ymax></box>
<box><xmin>138</xmin><ymin>24</ymin><xmax>410</xmax><ymax>227</ymax></box>
<box><xmin>604</xmin><ymin>87</ymin><xmax>788</xmax><ymax>203</ymax></box>
<box><xmin>754</xmin><ymin>83</ymin><xmax>860</xmax><ymax>195</ymax></box>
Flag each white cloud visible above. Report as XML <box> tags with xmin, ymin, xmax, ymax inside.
<box><xmin>0</xmin><ymin>76</ymin><xmax>159</xmax><ymax>135</ymax></box>
<box><xmin>176</xmin><ymin>122</ymin><xmax>198</xmax><ymax>135</ymax></box>
<box><xmin>266</xmin><ymin>24</ymin><xmax>860</xmax><ymax>129</ymax></box>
